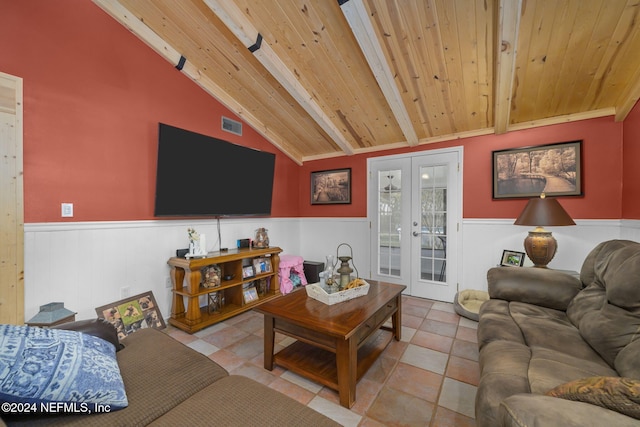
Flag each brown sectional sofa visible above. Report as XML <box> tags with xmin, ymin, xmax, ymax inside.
<box><xmin>476</xmin><ymin>239</ymin><xmax>640</xmax><ymax>426</ymax></box>
<box><xmin>2</xmin><ymin>325</ymin><xmax>340</xmax><ymax>426</ymax></box>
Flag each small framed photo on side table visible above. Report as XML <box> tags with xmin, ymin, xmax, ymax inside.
<box><xmin>500</xmin><ymin>250</ymin><xmax>525</xmax><ymax>267</ymax></box>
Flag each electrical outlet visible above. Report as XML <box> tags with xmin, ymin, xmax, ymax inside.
<box><xmin>61</xmin><ymin>203</ymin><xmax>74</xmax><ymax>217</ymax></box>
<box><xmin>165</xmin><ymin>277</ymin><xmax>173</xmax><ymax>288</ymax></box>
<box><xmin>120</xmin><ymin>286</ymin><xmax>130</xmax><ymax>299</ymax></box>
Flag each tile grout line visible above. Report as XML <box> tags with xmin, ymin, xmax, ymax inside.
<box><xmin>428</xmin><ymin>312</ymin><xmax>459</xmax><ymax>427</ymax></box>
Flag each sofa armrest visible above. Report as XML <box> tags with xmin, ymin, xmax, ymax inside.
<box><xmin>498</xmin><ymin>394</ymin><xmax>640</xmax><ymax>427</ymax></box>
<box><xmin>54</xmin><ymin>318</ymin><xmax>123</xmax><ymax>351</ymax></box>
<box><xmin>487</xmin><ymin>267</ymin><xmax>582</xmax><ymax>311</ymax></box>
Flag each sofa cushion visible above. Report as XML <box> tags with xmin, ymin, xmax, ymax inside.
<box><xmin>4</xmin><ymin>328</ymin><xmax>228</xmax><ymax>426</ymax></box>
<box><xmin>566</xmin><ymin>282</ymin><xmax>606</xmax><ymax>327</ymax></box>
<box><xmin>616</xmin><ymin>339</ymin><xmax>640</xmax><ymax>379</ymax></box>
<box><xmin>546</xmin><ymin>376</ymin><xmax>640</xmax><ymax>420</ymax></box>
<box><xmin>600</xmin><ymin>246</ymin><xmax>640</xmax><ymax>310</ymax></box>
<box><xmin>477</xmin><ymin>300</ymin><xmax>525</xmax><ymax>350</ymax></box>
<box><xmin>475</xmin><ymin>340</ymin><xmax>532</xmax><ymax>427</ymax></box>
<box><xmin>481</xmin><ymin>300</ymin><xmax>606</xmax><ymax>365</ymax></box>
<box><xmin>579</xmin><ymin>303</ymin><xmax>640</xmax><ymax>368</ymax></box>
<box><xmin>510</xmin><ymin>302</ymin><xmax>590</xmax><ymax>357</ymax></box>
<box><xmin>578</xmin><ymin>239</ymin><xmax>637</xmax><ymax>290</ymax></box>
<box><xmin>499</xmin><ymin>394</ymin><xmax>640</xmax><ymax>427</ymax></box>
<box><xmin>568</xmin><ymin>240</ymin><xmax>640</xmax><ymax>369</ymax></box>
<box><xmin>570</xmin><ymin>240</ymin><xmax>640</xmax><ymax>326</ymax></box>
<box><xmin>147</xmin><ymin>375</ymin><xmax>341</xmax><ymax>426</ymax></box>
<box><xmin>528</xmin><ymin>347</ymin><xmax>618</xmax><ymax>394</ymax></box>
<box><xmin>487</xmin><ymin>267</ymin><xmax>581</xmax><ymax>311</ymax></box>
<box><xmin>0</xmin><ymin>325</ymin><xmax>128</xmax><ymax>413</ymax></box>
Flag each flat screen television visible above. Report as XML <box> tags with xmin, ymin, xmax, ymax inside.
<box><xmin>154</xmin><ymin>123</ymin><xmax>275</xmax><ymax>217</ymax></box>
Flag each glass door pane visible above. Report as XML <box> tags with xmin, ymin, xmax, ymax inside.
<box><xmin>419</xmin><ymin>165</ymin><xmax>447</xmax><ymax>282</ymax></box>
<box><xmin>378</xmin><ymin>170</ymin><xmax>402</xmax><ymax>277</ymax></box>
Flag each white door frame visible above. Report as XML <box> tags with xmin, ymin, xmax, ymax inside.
<box><xmin>367</xmin><ymin>146</ymin><xmax>463</xmax><ymax>301</ymax></box>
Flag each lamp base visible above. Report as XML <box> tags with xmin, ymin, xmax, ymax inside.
<box><xmin>523</xmin><ymin>229</ymin><xmax>557</xmax><ymax>268</ymax></box>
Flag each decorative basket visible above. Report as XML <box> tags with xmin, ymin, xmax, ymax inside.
<box><xmin>201</xmin><ymin>264</ymin><xmax>221</xmax><ymax>288</ymax></box>
<box><xmin>305</xmin><ymin>280</ymin><xmax>370</xmax><ymax>305</ymax></box>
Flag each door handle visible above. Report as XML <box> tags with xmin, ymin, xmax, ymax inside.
<box><xmin>412</xmin><ymin>231</ymin><xmax>420</xmax><ymax>237</ymax></box>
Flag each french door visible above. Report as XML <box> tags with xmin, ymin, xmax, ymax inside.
<box><xmin>369</xmin><ymin>148</ymin><xmax>462</xmax><ymax>302</ymax></box>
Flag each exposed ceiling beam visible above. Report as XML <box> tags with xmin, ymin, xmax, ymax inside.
<box><xmin>339</xmin><ymin>0</ymin><xmax>419</xmax><ymax>146</ymax></box>
<box><xmin>202</xmin><ymin>0</ymin><xmax>355</xmax><ymax>156</ymax></box>
<box><xmin>494</xmin><ymin>0</ymin><xmax>522</xmax><ymax>134</ymax></box>
<box><xmin>92</xmin><ymin>0</ymin><xmax>304</xmax><ymax>165</ymax></box>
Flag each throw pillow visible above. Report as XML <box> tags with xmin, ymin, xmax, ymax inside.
<box><xmin>0</xmin><ymin>324</ymin><xmax>128</xmax><ymax>414</ymax></box>
<box><xmin>546</xmin><ymin>376</ymin><xmax>640</xmax><ymax>420</ymax></box>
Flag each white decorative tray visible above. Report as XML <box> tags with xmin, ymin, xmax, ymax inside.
<box><xmin>305</xmin><ymin>280</ymin><xmax>370</xmax><ymax>305</ymax></box>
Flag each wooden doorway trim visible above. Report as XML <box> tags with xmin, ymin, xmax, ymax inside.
<box><xmin>0</xmin><ymin>71</ymin><xmax>24</xmax><ymax>324</ymax></box>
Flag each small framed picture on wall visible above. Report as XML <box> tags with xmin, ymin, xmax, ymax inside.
<box><xmin>311</xmin><ymin>168</ymin><xmax>351</xmax><ymax>205</ymax></box>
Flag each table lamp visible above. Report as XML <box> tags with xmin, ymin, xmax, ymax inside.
<box><xmin>514</xmin><ymin>193</ymin><xmax>575</xmax><ymax>268</ymax></box>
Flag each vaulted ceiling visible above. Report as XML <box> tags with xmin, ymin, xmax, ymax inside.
<box><xmin>94</xmin><ymin>0</ymin><xmax>640</xmax><ymax>165</ymax></box>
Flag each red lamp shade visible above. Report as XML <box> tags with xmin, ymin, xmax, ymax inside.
<box><xmin>514</xmin><ymin>194</ymin><xmax>575</xmax><ymax>267</ymax></box>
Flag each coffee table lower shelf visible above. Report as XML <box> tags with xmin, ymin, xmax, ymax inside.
<box><xmin>273</xmin><ymin>328</ymin><xmax>393</xmax><ymax>391</ymax></box>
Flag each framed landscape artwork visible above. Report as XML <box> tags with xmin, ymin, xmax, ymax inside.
<box><xmin>96</xmin><ymin>291</ymin><xmax>165</xmax><ymax>340</ymax></box>
<box><xmin>311</xmin><ymin>168</ymin><xmax>351</xmax><ymax>205</ymax></box>
<box><xmin>493</xmin><ymin>141</ymin><xmax>582</xmax><ymax>199</ymax></box>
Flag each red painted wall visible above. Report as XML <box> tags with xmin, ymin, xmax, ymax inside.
<box><xmin>0</xmin><ymin>0</ymin><xmax>299</xmax><ymax>222</ymax></box>
<box><xmin>623</xmin><ymin>101</ymin><xmax>640</xmax><ymax>219</ymax></box>
<box><xmin>300</xmin><ymin>116</ymin><xmax>624</xmax><ymax>220</ymax></box>
<box><xmin>1</xmin><ymin>1</ymin><xmax>632</xmax><ymax>223</ymax></box>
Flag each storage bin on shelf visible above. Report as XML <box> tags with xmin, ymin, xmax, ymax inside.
<box><xmin>279</xmin><ymin>255</ymin><xmax>307</xmax><ymax>294</ymax></box>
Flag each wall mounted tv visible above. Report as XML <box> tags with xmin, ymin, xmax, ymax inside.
<box><xmin>154</xmin><ymin>123</ymin><xmax>276</xmax><ymax>217</ymax></box>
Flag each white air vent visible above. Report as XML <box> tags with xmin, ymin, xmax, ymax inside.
<box><xmin>221</xmin><ymin>116</ymin><xmax>242</xmax><ymax>136</ymax></box>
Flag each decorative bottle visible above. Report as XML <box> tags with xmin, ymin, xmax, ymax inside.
<box><xmin>254</xmin><ymin>228</ymin><xmax>269</xmax><ymax>248</ymax></box>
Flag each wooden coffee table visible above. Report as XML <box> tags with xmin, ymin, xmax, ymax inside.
<box><xmin>255</xmin><ymin>280</ymin><xmax>406</xmax><ymax>408</ymax></box>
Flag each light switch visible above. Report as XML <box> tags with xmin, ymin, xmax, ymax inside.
<box><xmin>61</xmin><ymin>203</ymin><xmax>74</xmax><ymax>217</ymax></box>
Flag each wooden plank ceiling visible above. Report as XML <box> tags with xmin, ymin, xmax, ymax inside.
<box><xmin>94</xmin><ymin>0</ymin><xmax>640</xmax><ymax>165</ymax></box>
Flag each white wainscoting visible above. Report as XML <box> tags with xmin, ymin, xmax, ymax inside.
<box><xmin>297</xmin><ymin>217</ymin><xmax>371</xmax><ymax>277</ymax></box>
<box><xmin>23</xmin><ymin>217</ymin><xmax>631</xmax><ymax>322</ymax></box>
<box><xmin>461</xmin><ymin>219</ymin><xmax>622</xmax><ymax>292</ymax></box>
<box><xmin>24</xmin><ymin>218</ymin><xmax>303</xmax><ymax>322</ymax></box>
<box><xmin>620</xmin><ymin>220</ymin><xmax>640</xmax><ymax>241</ymax></box>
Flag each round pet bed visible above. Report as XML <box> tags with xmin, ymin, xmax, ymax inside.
<box><xmin>454</xmin><ymin>289</ymin><xmax>489</xmax><ymax>321</ymax></box>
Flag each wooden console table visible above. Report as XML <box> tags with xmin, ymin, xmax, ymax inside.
<box><xmin>255</xmin><ymin>280</ymin><xmax>405</xmax><ymax>408</ymax></box>
<box><xmin>168</xmin><ymin>247</ymin><xmax>281</xmax><ymax>333</ymax></box>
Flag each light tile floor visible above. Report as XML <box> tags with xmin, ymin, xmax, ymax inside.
<box><xmin>165</xmin><ymin>295</ymin><xmax>478</xmax><ymax>427</ymax></box>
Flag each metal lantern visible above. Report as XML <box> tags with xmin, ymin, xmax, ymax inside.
<box><xmin>335</xmin><ymin>243</ymin><xmax>359</xmax><ymax>289</ymax></box>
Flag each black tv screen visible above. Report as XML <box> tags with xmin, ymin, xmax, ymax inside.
<box><xmin>154</xmin><ymin>123</ymin><xmax>275</xmax><ymax>217</ymax></box>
